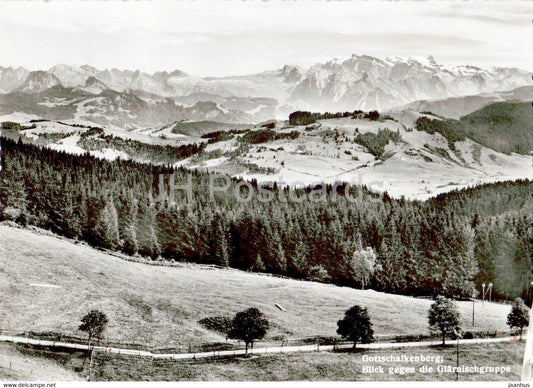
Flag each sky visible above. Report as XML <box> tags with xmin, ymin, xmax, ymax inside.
<box><xmin>0</xmin><ymin>0</ymin><xmax>532</xmax><ymax>76</ymax></box>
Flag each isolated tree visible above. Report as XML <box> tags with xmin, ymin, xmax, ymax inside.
<box><xmin>349</xmin><ymin>246</ymin><xmax>378</xmax><ymax>290</ymax></box>
<box><xmin>79</xmin><ymin>310</ymin><xmax>109</xmax><ymax>345</ymax></box>
<box><xmin>227</xmin><ymin>307</ymin><xmax>269</xmax><ymax>355</ymax></box>
<box><xmin>79</xmin><ymin>310</ymin><xmax>108</xmax><ymax>381</ymax></box>
<box><xmin>428</xmin><ymin>296</ymin><xmax>461</xmax><ymax>345</ymax></box>
<box><xmin>507</xmin><ymin>298</ymin><xmax>530</xmax><ymax>339</ymax></box>
<box><xmin>337</xmin><ymin>305</ymin><xmax>374</xmax><ymax>349</ymax></box>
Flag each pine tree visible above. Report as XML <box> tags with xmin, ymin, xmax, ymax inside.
<box><xmin>121</xmin><ymin>191</ymin><xmax>139</xmax><ymax>256</ymax></box>
<box><xmin>252</xmin><ymin>253</ymin><xmax>266</xmax><ymax>272</ymax></box>
<box><xmin>94</xmin><ymin>195</ymin><xmax>120</xmax><ymax>250</ymax></box>
<box><xmin>210</xmin><ymin>214</ymin><xmax>230</xmax><ymax>267</ymax></box>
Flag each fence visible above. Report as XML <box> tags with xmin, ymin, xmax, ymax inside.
<box><xmin>0</xmin><ymin>327</ymin><xmax>520</xmax><ymax>360</ymax></box>
<box><xmin>0</xmin><ymin>329</ymin><xmax>149</xmax><ymax>350</ymax></box>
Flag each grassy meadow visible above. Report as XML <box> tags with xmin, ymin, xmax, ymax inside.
<box><xmin>0</xmin><ymin>224</ymin><xmax>513</xmax><ymax>349</ymax></box>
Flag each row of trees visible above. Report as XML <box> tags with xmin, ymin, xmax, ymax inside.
<box><xmin>80</xmin><ymin>297</ymin><xmax>530</xmax><ymax>358</ymax></box>
<box><xmin>288</xmin><ymin>110</ymin><xmax>381</xmax><ymax>126</ymax></box>
<box><xmin>428</xmin><ymin>296</ymin><xmax>531</xmax><ymax>344</ymax></box>
<box><xmin>337</xmin><ymin>296</ymin><xmax>531</xmax><ymax>350</ymax></box>
<box><xmin>1</xmin><ymin>138</ymin><xmax>531</xmax><ymax>299</ymax></box>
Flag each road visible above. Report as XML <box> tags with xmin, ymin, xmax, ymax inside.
<box><xmin>0</xmin><ymin>334</ymin><xmax>522</xmax><ymax>361</ymax></box>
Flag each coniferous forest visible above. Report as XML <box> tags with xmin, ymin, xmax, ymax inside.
<box><xmin>1</xmin><ymin>137</ymin><xmax>531</xmax><ymax>301</ymax></box>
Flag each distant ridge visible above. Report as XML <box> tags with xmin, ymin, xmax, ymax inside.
<box><xmin>1</xmin><ymin>54</ymin><xmax>529</xmax><ymax>113</ymax></box>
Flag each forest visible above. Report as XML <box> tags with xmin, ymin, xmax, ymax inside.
<box><xmin>1</xmin><ymin>137</ymin><xmax>531</xmax><ymax>301</ymax></box>
<box><xmin>416</xmin><ymin>102</ymin><xmax>533</xmax><ymax>154</ymax></box>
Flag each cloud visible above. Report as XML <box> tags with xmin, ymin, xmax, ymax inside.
<box><xmin>0</xmin><ymin>0</ymin><xmax>530</xmax><ymax>75</ymax></box>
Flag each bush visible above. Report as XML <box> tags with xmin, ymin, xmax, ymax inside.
<box><xmin>198</xmin><ymin>315</ymin><xmax>232</xmax><ymax>334</ymax></box>
<box><xmin>307</xmin><ymin>265</ymin><xmax>330</xmax><ymax>282</ymax></box>
<box><xmin>462</xmin><ymin>331</ymin><xmax>474</xmax><ymax>339</ymax></box>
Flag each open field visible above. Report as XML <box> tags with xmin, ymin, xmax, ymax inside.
<box><xmin>8</xmin><ymin>340</ymin><xmax>525</xmax><ymax>381</ymax></box>
<box><xmin>0</xmin><ymin>224</ymin><xmax>513</xmax><ymax>349</ymax></box>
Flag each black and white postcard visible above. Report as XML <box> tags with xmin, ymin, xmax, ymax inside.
<box><xmin>0</xmin><ymin>0</ymin><xmax>531</xmax><ymax>384</ymax></box>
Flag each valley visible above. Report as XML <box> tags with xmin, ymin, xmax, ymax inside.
<box><xmin>2</xmin><ymin>100</ymin><xmax>530</xmax><ymax>200</ymax></box>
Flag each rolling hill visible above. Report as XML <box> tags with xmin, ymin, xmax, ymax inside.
<box><xmin>390</xmin><ymin>86</ymin><xmax>533</xmax><ymax>120</ymax></box>
<box><xmin>459</xmin><ymin>102</ymin><xmax>533</xmax><ymax>155</ymax></box>
<box><xmin>2</xmin><ymin>100</ymin><xmax>531</xmax><ymax>200</ymax></box>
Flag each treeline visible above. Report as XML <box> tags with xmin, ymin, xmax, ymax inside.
<box><xmin>416</xmin><ymin>102</ymin><xmax>533</xmax><ymax>155</ymax></box>
<box><xmin>78</xmin><ymin>134</ymin><xmax>206</xmax><ymax>163</ymax></box>
<box><xmin>201</xmin><ymin>129</ymin><xmax>249</xmax><ymax>144</ymax></box>
<box><xmin>355</xmin><ymin>129</ymin><xmax>402</xmax><ymax>157</ymax></box>
<box><xmin>460</xmin><ymin>102</ymin><xmax>533</xmax><ymax>155</ymax></box>
<box><xmin>415</xmin><ymin>117</ymin><xmax>466</xmax><ymax>150</ymax></box>
<box><xmin>1</xmin><ymin>121</ymin><xmax>36</xmax><ymax>131</ymax></box>
<box><xmin>289</xmin><ymin>111</ymin><xmax>353</xmax><ymax>126</ymax></box>
<box><xmin>238</xmin><ymin>129</ymin><xmax>299</xmax><ymax>144</ymax></box>
<box><xmin>288</xmin><ymin>110</ymin><xmax>388</xmax><ymax>126</ymax></box>
<box><xmin>1</xmin><ymin>138</ymin><xmax>531</xmax><ymax>300</ymax></box>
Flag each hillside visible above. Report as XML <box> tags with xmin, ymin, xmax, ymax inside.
<box><xmin>460</xmin><ymin>102</ymin><xmax>533</xmax><ymax>155</ymax></box>
<box><xmin>0</xmin><ymin>343</ymin><xmax>82</xmax><ymax>381</ymax></box>
<box><xmin>2</xmin><ymin>109</ymin><xmax>530</xmax><ymax>201</ymax></box>
<box><xmin>0</xmin><ymin>225</ymin><xmax>512</xmax><ymax>348</ymax></box>
<box><xmin>391</xmin><ymin>86</ymin><xmax>533</xmax><ymax>120</ymax></box>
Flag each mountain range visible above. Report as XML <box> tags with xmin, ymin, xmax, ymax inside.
<box><xmin>0</xmin><ymin>54</ymin><xmax>530</xmax><ymax>125</ymax></box>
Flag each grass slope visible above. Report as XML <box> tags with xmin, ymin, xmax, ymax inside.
<box><xmin>11</xmin><ymin>340</ymin><xmax>525</xmax><ymax>381</ymax></box>
<box><xmin>0</xmin><ymin>344</ymin><xmax>82</xmax><ymax>381</ymax></box>
<box><xmin>460</xmin><ymin>102</ymin><xmax>533</xmax><ymax>155</ymax></box>
<box><xmin>93</xmin><ymin>340</ymin><xmax>525</xmax><ymax>381</ymax></box>
<box><xmin>0</xmin><ymin>225</ymin><xmax>512</xmax><ymax>349</ymax></box>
